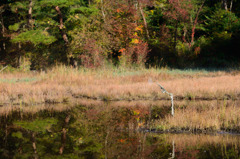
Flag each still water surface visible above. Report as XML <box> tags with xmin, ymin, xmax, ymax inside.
<box><xmin>0</xmin><ymin>101</ymin><xmax>239</xmax><ymax>159</ymax></box>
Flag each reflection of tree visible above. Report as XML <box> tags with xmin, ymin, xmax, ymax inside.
<box><xmin>198</xmin><ymin>143</ymin><xmax>240</xmax><ymax>159</ymax></box>
<box><xmin>2</xmin><ymin>124</ymin><xmax>40</xmax><ymax>158</ymax></box>
<box><xmin>59</xmin><ymin>114</ymin><xmax>71</xmax><ymax>155</ymax></box>
<box><xmin>0</xmin><ymin>106</ymin><xmax>176</xmax><ymax>158</ymax></box>
<box><xmin>31</xmin><ymin>132</ymin><xmax>38</xmax><ymax>159</ymax></box>
<box><xmin>0</xmin><ymin>106</ymin><xmax>240</xmax><ymax>158</ymax></box>
<box><xmin>0</xmin><ymin>114</ymin><xmax>61</xmax><ymax>158</ymax></box>
<box><xmin>146</xmin><ymin>135</ymin><xmax>171</xmax><ymax>159</ymax></box>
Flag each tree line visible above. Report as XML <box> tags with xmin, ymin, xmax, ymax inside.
<box><xmin>0</xmin><ymin>0</ymin><xmax>240</xmax><ymax>70</ymax></box>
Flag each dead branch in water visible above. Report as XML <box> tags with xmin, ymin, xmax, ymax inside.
<box><xmin>156</xmin><ymin>83</ymin><xmax>174</xmax><ymax>116</ymax></box>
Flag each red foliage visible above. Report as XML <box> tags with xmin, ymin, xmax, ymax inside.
<box><xmin>104</xmin><ymin>0</ymin><xmax>150</xmax><ymax>65</ymax></box>
<box><xmin>127</xmin><ymin>40</ymin><xmax>149</xmax><ymax>64</ymax></box>
<box><xmin>164</xmin><ymin>0</ymin><xmax>192</xmax><ymax>21</ymax></box>
<box><xmin>79</xmin><ymin>38</ymin><xmax>105</xmax><ymax>68</ymax></box>
<box><xmin>77</xmin><ymin>0</ymin><xmax>150</xmax><ymax>67</ymax></box>
<box><xmin>194</xmin><ymin>46</ymin><xmax>201</xmax><ymax>55</ymax></box>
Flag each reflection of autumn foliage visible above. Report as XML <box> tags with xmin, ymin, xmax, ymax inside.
<box><xmin>86</xmin><ymin>108</ymin><xmax>100</xmax><ymax>120</ymax></box>
<box><xmin>176</xmin><ymin>149</ymin><xmax>199</xmax><ymax>159</ymax></box>
<box><xmin>72</xmin><ymin>104</ymin><xmax>171</xmax><ymax>158</ymax></box>
<box><xmin>77</xmin><ymin>104</ymin><xmax>159</xmax><ymax>158</ymax></box>
<box><xmin>110</xmin><ymin>133</ymin><xmax>159</xmax><ymax>159</ymax></box>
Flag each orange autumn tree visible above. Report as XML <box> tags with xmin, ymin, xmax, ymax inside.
<box><xmin>103</xmin><ymin>0</ymin><xmax>150</xmax><ymax>67</ymax></box>
<box><xmin>69</xmin><ymin>0</ymin><xmax>150</xmax><ymax>67</ymax></box>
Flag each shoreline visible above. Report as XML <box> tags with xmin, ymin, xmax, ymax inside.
<box><xmin>0</xmin><ymin>95</ymin><xmax>239</xmax><ymax>107</ymax></box>
<box><xmin>141</xmin><ymin>128</ymin><xmax>240</xmax><ymax>136</ymax></box>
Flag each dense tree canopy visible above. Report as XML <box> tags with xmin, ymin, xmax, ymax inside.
<box><xmin>0</xmin><ymin>0</ymin><xmax>240</xmax><ymax>69</ymax></box>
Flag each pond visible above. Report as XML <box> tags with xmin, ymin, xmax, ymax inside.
<box><xmin>0</xmin><ymin>100</ymin><xmax>240</xmax><ymax>158</ymax></box>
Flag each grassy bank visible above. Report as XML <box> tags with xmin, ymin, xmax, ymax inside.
<box><xmin>154</xmin><ymin>100</ymin><xmax>240</xmax><ymax>133</ymax></box>
<box><xmin>0</xmin><ymin>66</ymin><xmax>240</xmax><ymax>105</ymax></box>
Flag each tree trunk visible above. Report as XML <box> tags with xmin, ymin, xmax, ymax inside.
<box><xmin>174</xmin><ymin>20</ymin><xmax>178</xmax><ymax>52</ymax></box>
<box><xmin>0</xmin><ymin>14</ymin><xmax>4</xmax><ymax>34</ymax></box>
<box><xmin>55</xmin><ymin>6</ymin><xmax>69</xmax><ymax>45</ymax></box>
<box><xmin>18</xmin><ymin>43</ymin><xmax>22</xmax><ymax>67</ymax></box>
<box><xmin>139</xmin><ymin>2</ymin><xmax>150</xmax><ymax>39</ymax></box>
<box><xmin>229</xmin><ymin>0</ymin><xmax>233</xmax><ymax>11</ymax></box>
<box><xmin>133</xmin><ymin>0</ymin><xmax>138</xmax><ymax>9</ymax></box>
<box><xmin>59</xmin><ymin>115</ymin><xmax>71</xmax><ymax>155</ymax></box>
<box><xmin>0</xmin><ymin>6</ymin><xmax>6</xmax><ymax>51</ymax></box>
<box><xmin>190</xmin><ymin>0</ymin><xmax>205</xmax><ymax>46</ymax></box>
<box><xmin>182</xmin><ymin>26</ymin><xmax>187</xmax><ymax>43</ymax></box>
<box><xmin>101</xmin><ymin>0</ymin><xmax>106</xmax><ymax>22</ymax></box>
<box><xmin>0</xmin><ymin>5</ymin><xmax>5</xmax><ymax>37</ymax></box>
<box><xmin>28</xmin><ymin>0</ymin><xmax>34</xmax><ymax>29</ymax></box>
<box><xmin>222</xmin><ymin>0</ymin><xmax>228</xmax><ymax>11</ymax></box>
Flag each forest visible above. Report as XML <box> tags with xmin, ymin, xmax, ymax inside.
<box><xmin>0</xmin><ymin>0</ymin><xmax>240</xmax><ymax>70</ymax></box>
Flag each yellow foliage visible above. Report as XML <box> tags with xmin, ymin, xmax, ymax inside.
<box><xmin>135</xmin><ymin>25</ymin><xmax>143</xmax><ymax>32</ymax></box>
<box><xmin>131</xmin><ymin>39</ymin><xmax>139</xmax><ymax>44</ymax></box>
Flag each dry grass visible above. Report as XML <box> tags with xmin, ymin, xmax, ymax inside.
<box><xmin>0</xmin><ymin>66</ymin><xmax>240</xmax><ymax>105</ymax></box>
<box><xmin>155</xmin><ymin>100</ymin><xmax>240</xmax><ymax>132</ymax></box>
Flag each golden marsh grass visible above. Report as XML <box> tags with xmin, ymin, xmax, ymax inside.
<box><xmin>154</xmin><ymin>100</ymin><xmax>240</xmax><ymax>132</ymax></box>
<box><xmin>0</xmin><ymin>66</ymin><xmax>239</xmax><ymax>105</ymax></box>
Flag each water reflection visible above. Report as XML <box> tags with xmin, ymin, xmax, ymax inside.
<box><xmin>0</xmin><ymin>101</ymin><xmax>239</xmax><ymax>158</ymax></box>
<box><xmin>166</xmin><ymin>134</ymin><xmax>240</xmax><ymax>159</ymax></box>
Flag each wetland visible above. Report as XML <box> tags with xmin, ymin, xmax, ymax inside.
<box><xmin>0</xmin><ymin>99</ymin><xmax>240</xmax><ymax>158</ymax></box>
<box><xmin>0</xmin><ymin>67</ymin><xmax>240</xmax><ymax>158</ymax></box>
